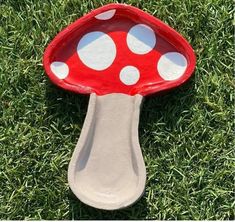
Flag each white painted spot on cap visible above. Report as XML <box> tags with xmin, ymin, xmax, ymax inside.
<box><xmin>77</xmin><ymin>31</ymin><xmax>116</xmax><ymax>71</ymax></box>
<box><xmin>50</xmin><ymin>61</ymin><xmax>69</xmax><ymax>79</ymax></box>
<box><xmin>95</xmin><ymin>9</ymin><xmax>116</xmax><ymax>20</ymax></box>
<box><xmin>119</xmin><ymin>66</ymin><xmax>140</xmax><ymax>85</ymax></box>
<box><xmin>127</xmin><ymin>24</ymin><xmax>156</xmax><ymax>54</ymax></box>
<box><xmin>157</xmin><ymin>52</ymin><xmax>187</xmax><ymax>80</ymax></box>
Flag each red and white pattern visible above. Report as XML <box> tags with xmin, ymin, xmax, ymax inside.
<box><xmin>44</xmin><ymin>4</ymin><xmax>196</xmax><ymax>96</ymax></box>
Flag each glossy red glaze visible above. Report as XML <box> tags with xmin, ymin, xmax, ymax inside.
<box><xmin>43</xmin><ymin>3</ymin><xmax>196</xmax><ymax>96</ymax></box>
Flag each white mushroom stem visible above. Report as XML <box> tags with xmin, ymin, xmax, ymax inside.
<box><xmin>68</xmin><ymin>93</ymin><xmax>146</xmax><ymax>210</ymax></box>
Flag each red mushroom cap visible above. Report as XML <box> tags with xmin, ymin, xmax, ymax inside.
<box><xmin>43</xmin><ymin>3</ymin><xmax>196</xmax><ymax>96</ymax></box>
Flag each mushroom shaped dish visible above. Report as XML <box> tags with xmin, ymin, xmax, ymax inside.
<box><xmin>43</xmin><ymin>3</ymin><xmax>196</xmax><ymax>210</ymax></box>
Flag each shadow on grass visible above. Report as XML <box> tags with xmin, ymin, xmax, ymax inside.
<box><xmin>44</xmin><ymin>75</ymin><xmax>196</xmax><ymax>219</ymax></box>
<box><xmin>45</xmin><ymin>82</ymin><xmax>89</xmax><ymax>122</ymax></box>
<box><xmin>139</xmin><ymin>76</ymin><xmax>196</xmax><ymax>158</ymax></box>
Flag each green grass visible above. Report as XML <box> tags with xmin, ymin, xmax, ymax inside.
<box><xmin>0</xmin><ymin>0</ymin><xmax>234</xmax><ymax>220</ymax></box>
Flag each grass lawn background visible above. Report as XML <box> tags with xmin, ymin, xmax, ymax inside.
<box><xmin>0</xmin><ymin>0</ymin><xmax>234</xmax><ymax>220</ymax></box>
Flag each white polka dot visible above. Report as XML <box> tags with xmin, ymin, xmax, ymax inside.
<box><xmin>50</xmin><ymin>61</ymin><xmax>69</xmax><ymax>79</ymax></box>
<box><xmin>127</xmin><ymin>24</ymin><xmax>156</xmax><ymax>54</ymax></box>
<box><xmin>119</xmin><ymin>66</ymin><xmax>140</xmax><ymax>85</ymax></box>
<box><xmin>95</xmin><ymin>9</ymin><xmax>116</xmax><ymax>20</ymax></box>
<box><xmin>157</xmin><ymin>52</ymin><xmax>187</xmax><ymax>80</ymax></box>
<box><xmin>77</xmin><ymin>31</ymin><xmax>116</xmax><ymax>71</ymax></box>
